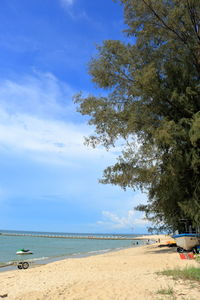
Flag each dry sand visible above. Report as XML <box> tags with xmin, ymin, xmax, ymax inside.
<box><xmin>0</xmin><ymin>235</ymin><xmax>199</xmax><ymax>299</ymax></box>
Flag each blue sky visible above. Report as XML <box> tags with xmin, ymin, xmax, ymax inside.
<box><xmin>0</xmin><ymin>0</ymin><xmax>149</xmax><ymax>233</ymax></box>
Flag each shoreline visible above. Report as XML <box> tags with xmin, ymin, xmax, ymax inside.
<box><xmin>0</xmin><ymin>234</ymin><xmax>168</xmax><ymax>273</ymax></box>
<box><xmin>0</xmin><ymin>232</ymin><xmax>151</xmax><ymax>270</ymax></box>
<box><xmin>1</xmin><ymin>234</ymin><xmax>199</xmax><ymax>299</ymax></box>
<box><xmin>0</xmin><ymin>239</ymin><xmax>148</xmax><ymax>273</ymax></box>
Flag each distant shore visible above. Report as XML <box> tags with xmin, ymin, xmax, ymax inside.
<box><xmin>0</xmin><ymin>234</ymin><xmax>199</xmax><ymax>299</ymax></box>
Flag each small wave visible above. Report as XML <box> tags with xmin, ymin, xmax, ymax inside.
<box><xmin>0</xmin><ymin>261</ymin><xmax>14</xmax><ymax>268</ymax></box>
<box><xmin>28</xmin><ymin>256</ymin><xmax>49</xmax><ymax>262</ymax></box>
<box><xmin>87</xmin><ymin>248</ymin><xmax>112</xmax><ymax>254</ymax></box>
<box><xmin>0</xmin><ymin>257</ymin><xmax>50</xmax><ymax>267</ymax></box>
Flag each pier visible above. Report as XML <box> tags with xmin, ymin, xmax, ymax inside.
<box><xmin>0</xmin><ymin>232</ymin><xmax>146</xmax><ymax>240</ymax></box>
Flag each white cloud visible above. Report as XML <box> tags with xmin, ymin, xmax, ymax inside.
<box><xmin>59</xmin><ymin>0</ymin><xmax>89</xmax><ymax>21</ymax></box>
<box><xmin>0</xmin><ymin>108</ymin><xmax>111</xmax><ymax>163</ymax></box>
<box><xmin>0</xmin><ymin>72</ymin><xmax>75</xmax><ymax>120</ymax></box>
<box><xmin>60</xmin><ymin>0</ymin><xmax>76</xmax><ymax>11</ymax></box>
<box><xmin>97</xmin><ymin>209</ymin><xmax>149</xmax><ymax>230</ymax></box>
<box><xmin>0</xmin><ymin>72</ymin><xmax>117</xmax><ymax>166</ymax></box>
<box><xmin>60</xmin><ymin>0</ymin><xmax>75</xmax><ymax>7</ymax></box>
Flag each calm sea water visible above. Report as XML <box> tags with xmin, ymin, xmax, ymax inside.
<box><xmin>0</xmin><ymin>230</ymin><xmax>147</xmax><ymax>268</ymax></box>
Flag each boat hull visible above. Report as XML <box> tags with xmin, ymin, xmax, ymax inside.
<box><xmin>172</xmin><ymin>234</ymin><xmax>200</xmax><ymax>251</ymax></box>
<box><xmin>16</xmin><ymin>251</ymin><xmax>33</xmax><ymax>255</ymax></box>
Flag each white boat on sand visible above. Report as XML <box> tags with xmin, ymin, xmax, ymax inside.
<box><xmin>172</xmin><ymin>233</ymin><xmax>200</xmax><ymax>251</ymax></box>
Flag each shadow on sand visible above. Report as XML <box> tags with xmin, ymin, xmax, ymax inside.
<box><xmin>147</xmin><ymin>246</ymin><xmax>177</xmax><ymax>255</ymax></box>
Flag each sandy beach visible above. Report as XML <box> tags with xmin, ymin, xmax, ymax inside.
<box><xmin>0</xmin><ymin>235</ymin><xmax>199</xmax><ymax>300</ymax></box>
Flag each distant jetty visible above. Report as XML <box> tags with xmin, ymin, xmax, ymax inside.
<box><xmin>0</xmin><ymin>232</ymin><xmax>147</xmax><ymax>241</ymax></box>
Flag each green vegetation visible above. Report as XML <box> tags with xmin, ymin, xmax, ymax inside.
<box><xmin>159</xmin><ymin>267</ymin><xmax>200</xmax><ymax>282</ymax></box>
<box><xmin>156</xmin><ymin>286</ymin><xmax>174</xmax><ymax>295</ymax></box>
<box><xmin>194</xmin><ymin>254</ymin><xmax>200</xmax><ymax>263</ymax></box>
<box><xmin>75</xmin><ymin>0</ymin><xmax>200</xmax><ymax>231</ymax></box>
<box><xmin>157</xmin><ymin>297</ymin><xmax>195</xmax><ymax>300</ymax></box>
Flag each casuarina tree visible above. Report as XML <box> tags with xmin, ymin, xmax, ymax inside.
<box><xmin>74</xmin><ymin>0</ymin><xmax>200</xmax><ymax>232</ymax></box>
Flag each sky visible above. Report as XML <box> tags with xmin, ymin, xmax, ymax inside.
<box><xmin>0</xmin><ymin>0</ymin><xmax>149</xmax><ymax>234</ymax></box>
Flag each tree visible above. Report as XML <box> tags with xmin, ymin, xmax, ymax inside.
<box><xmin>74</xmin><ymin>0</ymin><xmax>200</xmax><ymax>232</ymax></box>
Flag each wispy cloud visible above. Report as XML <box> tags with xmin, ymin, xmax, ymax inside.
<box><xmin>97</xmin><ymin>209</ymin><xmax>148</xmax><ymax>230</ymax></box>
<box><xmin>0</xmin><ymin>110</ymin><xmax>80</xmax><ymax>154</ymax></box>
<box><xmin>59</xmin><ymin>0</ymin><xmax>89</xmax><ymax>21</ymax></box>
<box><xmin>60</xmin><ymin>0</ymin><xmax>75</xmax><ymax>7</ymax></box>
<box><xmin>0</xmin><ymin>72</ymin><xmax>116</xmax><ymax>165</ymax></box>
<box><xmin>0</xmin><ymin>72</ymin><xmax>75</xmax><ymax>120</ymax></box>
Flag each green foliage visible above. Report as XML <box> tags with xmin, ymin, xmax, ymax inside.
<box><xmin>195</xmin><ymin>254</ymin><xmax>200</xmax><ymax>263</ymax></box>
<box><xmin>156</xmin><ymin>286</ymin><xmax>174</xmax><ymax>295</ymax></box>
<box><xmin>74</xmin><ymin>0</ymin><xmax>200</xmax><ymax>231</ymax></box>
<box><xmin>158</xmin><ymin>266</ymin><xmax>200</xmax><ymax>282</ymax></box>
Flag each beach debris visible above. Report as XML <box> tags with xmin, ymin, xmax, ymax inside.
<box><xmin>17</xmin><ymin>262</ymin><xmax>29</xmax><ymax>269</ymax></box>
<box><xmin>158</xmin><ymin>241</ymin><xmax>177</xmax><ymax>248</ymax></box>
<box><xmin>179</xmin><ymin>252</ymin><xmax>194</xmax><ymax>260</ymax></box>
<box><xmin>0</xmin><ymin>294</ymin><xmax>8</xmax><ymax>298</ymax></box>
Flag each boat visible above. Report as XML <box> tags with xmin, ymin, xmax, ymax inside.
<box><xmin>172</xmin><ymin>233</ymin><xmax>200</xmax><ymax>251</ymax></box>
<box><xmin>16</xmin><ymin>249</ymin><xmax>33</xmax><ymax>255</ymax></box>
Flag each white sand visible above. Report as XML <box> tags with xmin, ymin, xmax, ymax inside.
<box><xmin>0</xmin><ymin>235</ymin><xmax>199</xmax><ymax>299</ymax></box>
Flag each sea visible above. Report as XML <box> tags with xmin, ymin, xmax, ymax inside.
<box><xmin>0</xmin><ymin>230</ymin><xmax>148</xmax><ymax>270</ymax></box>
